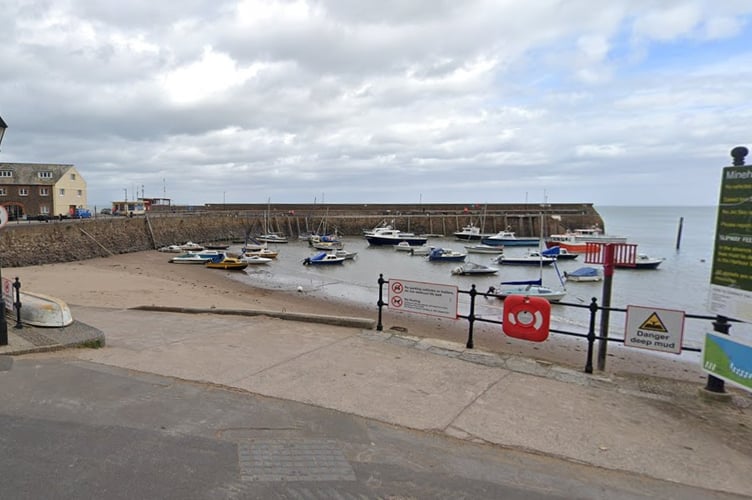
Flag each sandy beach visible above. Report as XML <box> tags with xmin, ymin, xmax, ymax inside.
<box><xmin>8</xmin><ymin>249</ymin><xmax>711</xmax><ymax>384</ymax></box>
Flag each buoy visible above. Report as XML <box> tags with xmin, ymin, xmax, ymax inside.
<box><xmin>297</xmin><ymin>286</ymin><xmax>303</xmax><ymax>292</ymax></box>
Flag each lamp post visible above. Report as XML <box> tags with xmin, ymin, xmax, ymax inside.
<box><xmin>0</xmin><ymin>114</ymin><xmax>8</xmax><ymax>345</ymax></box>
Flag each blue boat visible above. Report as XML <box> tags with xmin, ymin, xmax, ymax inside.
<box><xmin>563</xmin><ymin>266</ymin><xmax>602</xmax><ymax>282</ymax></box>
<box><xmin>428</xmin><ymin>248</ymin><xmax>467</xmax><ymax>262</ymax></box>
<box><xmin>303</xmin><ymin>251</ymin><xmax>345</xmax><ymax>265</ymax></box>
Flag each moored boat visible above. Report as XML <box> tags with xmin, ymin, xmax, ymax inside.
<box><xmin>451</xmin><ymin>261</ymin><xmax>498</xmax><ymax>275</ymax></box>
<box><xmin>481</xmin><ymin>230</ymin><xmax>539</xmax><ymax>247</ymax></box>
<box><xmin>204</xmin><ymin>255</ymin><xmax>249</xmax><ymax>270</ymax></box>
<box><xmin>427</xmin><ymin>248</ymin><xmax>467</xmax><ymax>262</ymax></box>
<box><xmin>563</xmin><ymin>266</ymin><xmax>603</xmax><ymax>282</ymax></box>
<box><xmin>453</xmin><ymin>223</ymin><xmax>491</xmax><ymax>241</ymax></box>
<box><xmin>488</xmin><ymin>281</ymin><xmax>567</xmax><ymax>303</ymax></box>
<box><xmin>493</xmin><ymin>251</ymin><xmax>555</xmax><ymax>266</ymax></box>
<box><xmin>303</xmin><ymin>251</ymin><xmax>346</xmax><ymax>265</ymax></box>
<box><xmin>365</xmin><ymin>228</ymin><xmax>428</xmax><ymax>246</ymax></box>
<box><xmin>616</xmin><ymin>254</ymin><xmax>664</xmax><ymax>270</ymax></box>
<box><xmin>169</xmin><ymin>250</ymin><xmax>224</xmax><ymax>264</ymax></box>
<box><xmin>464</xmin><ymin>243</ymin><xmax>505</xmax><ymax>254</ymax></box>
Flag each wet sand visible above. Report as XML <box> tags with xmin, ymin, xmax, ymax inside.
<box><xmin>9</xmin><ymin>250</ymin><xmax>709</xmax><ymax>383</ymax></box>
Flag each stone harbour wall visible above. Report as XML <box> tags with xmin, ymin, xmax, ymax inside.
<box><xmin>0</xmin><ymin>203</ymin><xmax>604</xmax><ymax>268</ymax></box>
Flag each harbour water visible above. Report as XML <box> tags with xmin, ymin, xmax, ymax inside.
<box><xmin>231</xmin><ymin>205</ymin><xmax>751</xmax><ymax>353</ymax></box>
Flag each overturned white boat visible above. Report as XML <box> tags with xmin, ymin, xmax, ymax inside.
<box><xmin>8</xmin><ymin>290</ymin><xmax>74</xmax><ymax>327</ymax></box>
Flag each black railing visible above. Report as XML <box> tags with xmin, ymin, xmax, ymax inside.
<box><xmin>376</xmin><ymin>275</ymin><xmax>739</xmax><ymax>392</ymax></box>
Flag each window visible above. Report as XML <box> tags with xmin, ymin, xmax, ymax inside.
<box><xmin>19</xmin><ymin>188</ymin><xmax>29</xmax><ymax>196</ymax></box>
<box><xmin>59</xmin><ymin>188</ymin><xmax>65</xmax><ymax>196</ymax></box>
<box><xmin>40</xmin><ymin>187</ymin><xmax>50</xmax><ymax>196</ymax></box>
<box><xmin>41</xmin><ymin>206</ymin><xmax>50</xmax><ymax>215</ymax></box>
<box><xmin>0</xmin><ymin>170</ymin><xmax>12</xmax><ymax>177</ymax></box>
<box><xmin>70</xmin><ymin>173</ymin><xmax>76</xmax><ymax>180</ymax></box>
<box><xmin>77</xmin><ymin>189</ymin><xmax>82</xmax><ymax>197</ymax></box>
<box><xmin>0</xmin><ymin>188</ymin><xmax>6</xmax><ymax>196</ymax></box>
<box><xmin>38</xmin><ymin>171</ymin><xmax>53</xmax><ymax>179</ymax></box>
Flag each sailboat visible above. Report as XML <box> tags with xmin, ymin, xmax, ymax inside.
<box><xmin>490</xmin><ymin>214</ymin><xmax>567</xmax><ymax>302</ymax></box>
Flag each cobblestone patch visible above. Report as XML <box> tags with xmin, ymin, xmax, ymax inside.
<box><xmin>14</xmin><ymin>329</ymin><xmax>58</xmax><ymax>346</ymax></box>
<box><xmin>239</xmin><ymin>439</ymin><xmax>356</xmax><ymax>482</ymax></box>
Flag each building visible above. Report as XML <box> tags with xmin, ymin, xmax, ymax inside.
<box><xmin>0</xmin><ymin>162</ymin><xmax>87</xmax><ymax>219</ymax></box>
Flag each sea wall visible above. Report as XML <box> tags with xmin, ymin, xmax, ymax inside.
<box><xmin>0</xmin><ymin>203</ymin><xmax>603</xmax><ymax>267</ymax></box>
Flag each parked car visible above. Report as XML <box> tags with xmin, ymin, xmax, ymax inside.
<box><xmin>28</xmin><ymin>214</ymin><xmax>52</xmax><ymax>221</ymax></box>
<box><xmin>100</xmin><ymin>208</ymin><xmax>112</xmax><ymax>215</ymax></box>
<box><xmin>72</xmin><ymin>208</ymin><xmax>92</xmax><ymax>219</ymax></box>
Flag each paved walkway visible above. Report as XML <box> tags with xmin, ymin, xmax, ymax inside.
<box><xmin>2</xmin><ymin>306</ymin><xmax>751</xmax><ymax>497</ymax></box>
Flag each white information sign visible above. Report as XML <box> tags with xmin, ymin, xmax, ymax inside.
<box><xmin>624</xmin><ymin>305</ymin><xmax>685</xmax><ymax>354</ymax></box>
<box><xmin>387</xmin><ymin>278</ymin><xmax>458</xmax><ymax>319</ymax></box>
<box><xmin>0</xmin><ymin>205</ymin><xmax>8</xmax><ymax>229</ymax></box>
<box><xmin>2</xmin><ymin>277</ymin><xmax>13</xmax><ymax>310</ymax></box>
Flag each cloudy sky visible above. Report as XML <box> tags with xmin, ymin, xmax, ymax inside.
<box><xmin>1</xmin><ymin>1</ymin><xmax>750</xmax><ymax>208</ymax></box>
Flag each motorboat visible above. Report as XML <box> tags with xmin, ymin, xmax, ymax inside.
<box><xmin>427</xmin><ymin>248</ymin><xmax>467</xmax><ymax>262</ymax></box>
<box><xmin>451</xmin><ymin>261</ymin><xmax>498</xmax><ymax>275</ymax></box>
<box><xmin>303</xmin><ymin>251</ymin><xmax>345</xmax><ymax>265</ymax></box>
<box><xmin>493</xmin><ymin>251</ymin><xmax>555</xmax><ymax>266</ymax></box>
<box><xmin>547</xmin><ymin>227</ymin><xmax>627</xmax><ymax>245</ymax></box>
<box><xmin>616</xmin><ymin>254</ymin><xmax>664</xmax><ymax>270</ymax></box>
<box><xmin>365</xmin><ymin>228</ymin><xmax>428</xmax><ymax>246</ymax></box>
<box><xmin>241</xmin><ymin>247</ymin><xmax>279</xmax><ymax>259</ymax></box>
<box><xmin>204</xmin><ymin>255</ymin><xmax>249</xmax><ymax>270</ymax></box>
<box><xmin>563</xmin><ymin>266</ymin><xmax>603</xmax><ymax>282</ymax></box>
<box><xmin>541</xmin><ymin>246</ymin><xmax>579</xmax><ymax>260</ymax></box>
<box><xmin>406</xmin><ymin>245</ymin><xmax>434</xmax><ymax>256</ymax></box>
<box><xmin>334</xmin><ymin>249</ymin><xmax>357</xmax><ymax>260</ymax></box>
<box><xmin>395</xmin><ymin>241</ymin><xmax>415</xmax><ymax>252</ymax></box>
<box><xmin>464</xmin><ymin>243</ymin><xmax>505</xmax><ymax>254</ymax></box>
<box><xmin>239</xmin><ymin>254</ymin><xmax>273</xmax><ymax>265</ymax></box>
<box><xmin>453</xmin><ymin>223</ymin><xmax>491</xmax><ymax>241</ymax></box>
<box><xmin>481</xmin><ymin>230</ymin><xmax>539</xmax><ymax>247</ymax></box>
<box><xmin>169</xmin><ymin>250</ymin><xmax>223</xmax><ymax>264</ymax></box>
<box><xmin>489</xmin><ymin>280</ymin><xmax>567</xmax><ymax>303</ymax></box>
<box><xmin>158</xmin><ymin>244</ymin><xmax>184</xmax><ymax>253</ymax></box>
<box><xmin>179</xmin><ymin>241</ymin><xmax>204</xmax><ymax>251</ymax></box>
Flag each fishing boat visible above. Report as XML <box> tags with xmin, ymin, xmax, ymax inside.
<box><xmin>427</xmin><ymin>248</ymin><xmax>467</xmax><ymax>262</ymax></box>
<box><xmin>453</xmin><ymin>223</ymin><xmax>491</xmax><ymax>241</ymax></box>
<box><xmin>204</xmin><ymin>255</ymin><xmax>249</xmax><ymax>270</ymax></box>
<box><xmin>481</xmin><ymin>229</ymin><xmax>539</xmax><ymax>247</ymax></box>
<box><xmin>303</xmin><ymin>251</ymin><xmax>346</xmax><ymax>265</ymax></box>
<box><xmin>451</xmin><ymin>261</ymin><xmax>498</xmax><ymax>275</ymax></box>
<box><xmin>563</xmin><ymin>266</ymin><xmax>603</xmax><ymax>282</ymax></box>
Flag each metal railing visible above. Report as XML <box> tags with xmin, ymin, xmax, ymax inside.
<box><xmin>375</xmin><ymin>275</ymin><xmax>739</xmax><ymax>393</ymax></box>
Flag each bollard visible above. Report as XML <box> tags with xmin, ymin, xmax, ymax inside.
<box><xmin>376</xmin><ymin>274</ymin><xmax>385</xmax><ymax>331</ymax></box>
<box><xmin>13</xmin><ymin>277</ymin><xmax>22</xmax><ymax>329</ymax></box>
<box><xmin>465</xmin><ymin>285</ymin><xmax>477</xmax><ymax>349</ymax></box>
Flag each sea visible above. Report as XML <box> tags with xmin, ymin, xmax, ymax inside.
<box><xmin>231</xmin><ymin>205</ymin><xmax>751</xmax><ymax>356</ymax></box>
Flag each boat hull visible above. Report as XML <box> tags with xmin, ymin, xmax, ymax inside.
<box><xmin>13</xmin><ymin>291</ymin><xmax>74</xmax><ymax>327</ymax></box>
<box><xmin>366</xmin><ymin>236</ymin><xmax>428</xmax><ymax>246</ymax></box>
<box><xmin>481</xmin><ymin>238</ymin><xmax>539</xmax><ymax>247</ymax></box>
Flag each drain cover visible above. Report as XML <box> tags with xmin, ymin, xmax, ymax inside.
<box><xmin>239</xmin><ymin>439</ymin><xmax>356</xmax><ymax>482</ymax></box>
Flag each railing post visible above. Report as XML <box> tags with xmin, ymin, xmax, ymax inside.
<box><xmin>585</xmin><ymin>297</ymin><xmax>598</xmax><ymax>374</ymax></box>
<box><xmin>466</xmin><ymin>285</ymin><xmax>477</xmax><ymax>349</ymax></box>
<box><xmin>597</xmin><ymin>243</ymin><xmax>615</xmax><ymax>371</ymax></box>
<box><xmin>13</xmin><ymin>277</ymin><xmax>22</xmax><ymax>329</ymax></box>
<box><xmin>376</xmin><ymin>274</ymin><xmax>385</xmax><ymax>331</ymax></box>
<box><xmin>704</xmin><ymin>315</ymin><xmax>730</xmax><ymax>393</ymax></box>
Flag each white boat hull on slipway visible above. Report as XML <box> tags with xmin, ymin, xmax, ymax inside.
<box><xmin>9</xmin><ymin>291</ymin><xmax>74</xmax><ymax>327</ymax></box>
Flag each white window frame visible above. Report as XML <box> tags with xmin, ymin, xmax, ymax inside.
<box><xmin>19</xmin><ymin>188</ymin><xmax>29</xmax><ymax>196</ymax></box>
<box><xmin>40</xmin><ymin>187</ymin><xmax>50</xmax><ymax>196</ymax></box>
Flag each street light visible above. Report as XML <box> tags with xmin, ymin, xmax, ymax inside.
<box><xmin>0</xmin><ymin>114</ymin><xmax>8</xmax><ymax>345</ymax></box>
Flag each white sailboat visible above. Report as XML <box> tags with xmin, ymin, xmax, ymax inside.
<box><xmin>490</xmin><ymin>214</ymin><xmax>567</xmax><ymax>302</ymax></box>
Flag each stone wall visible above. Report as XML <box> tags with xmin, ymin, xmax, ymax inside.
<box><xmin>0</xmin><ymin>204</ymin><xmax>604</xmax><ymax>267</ymax></box>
